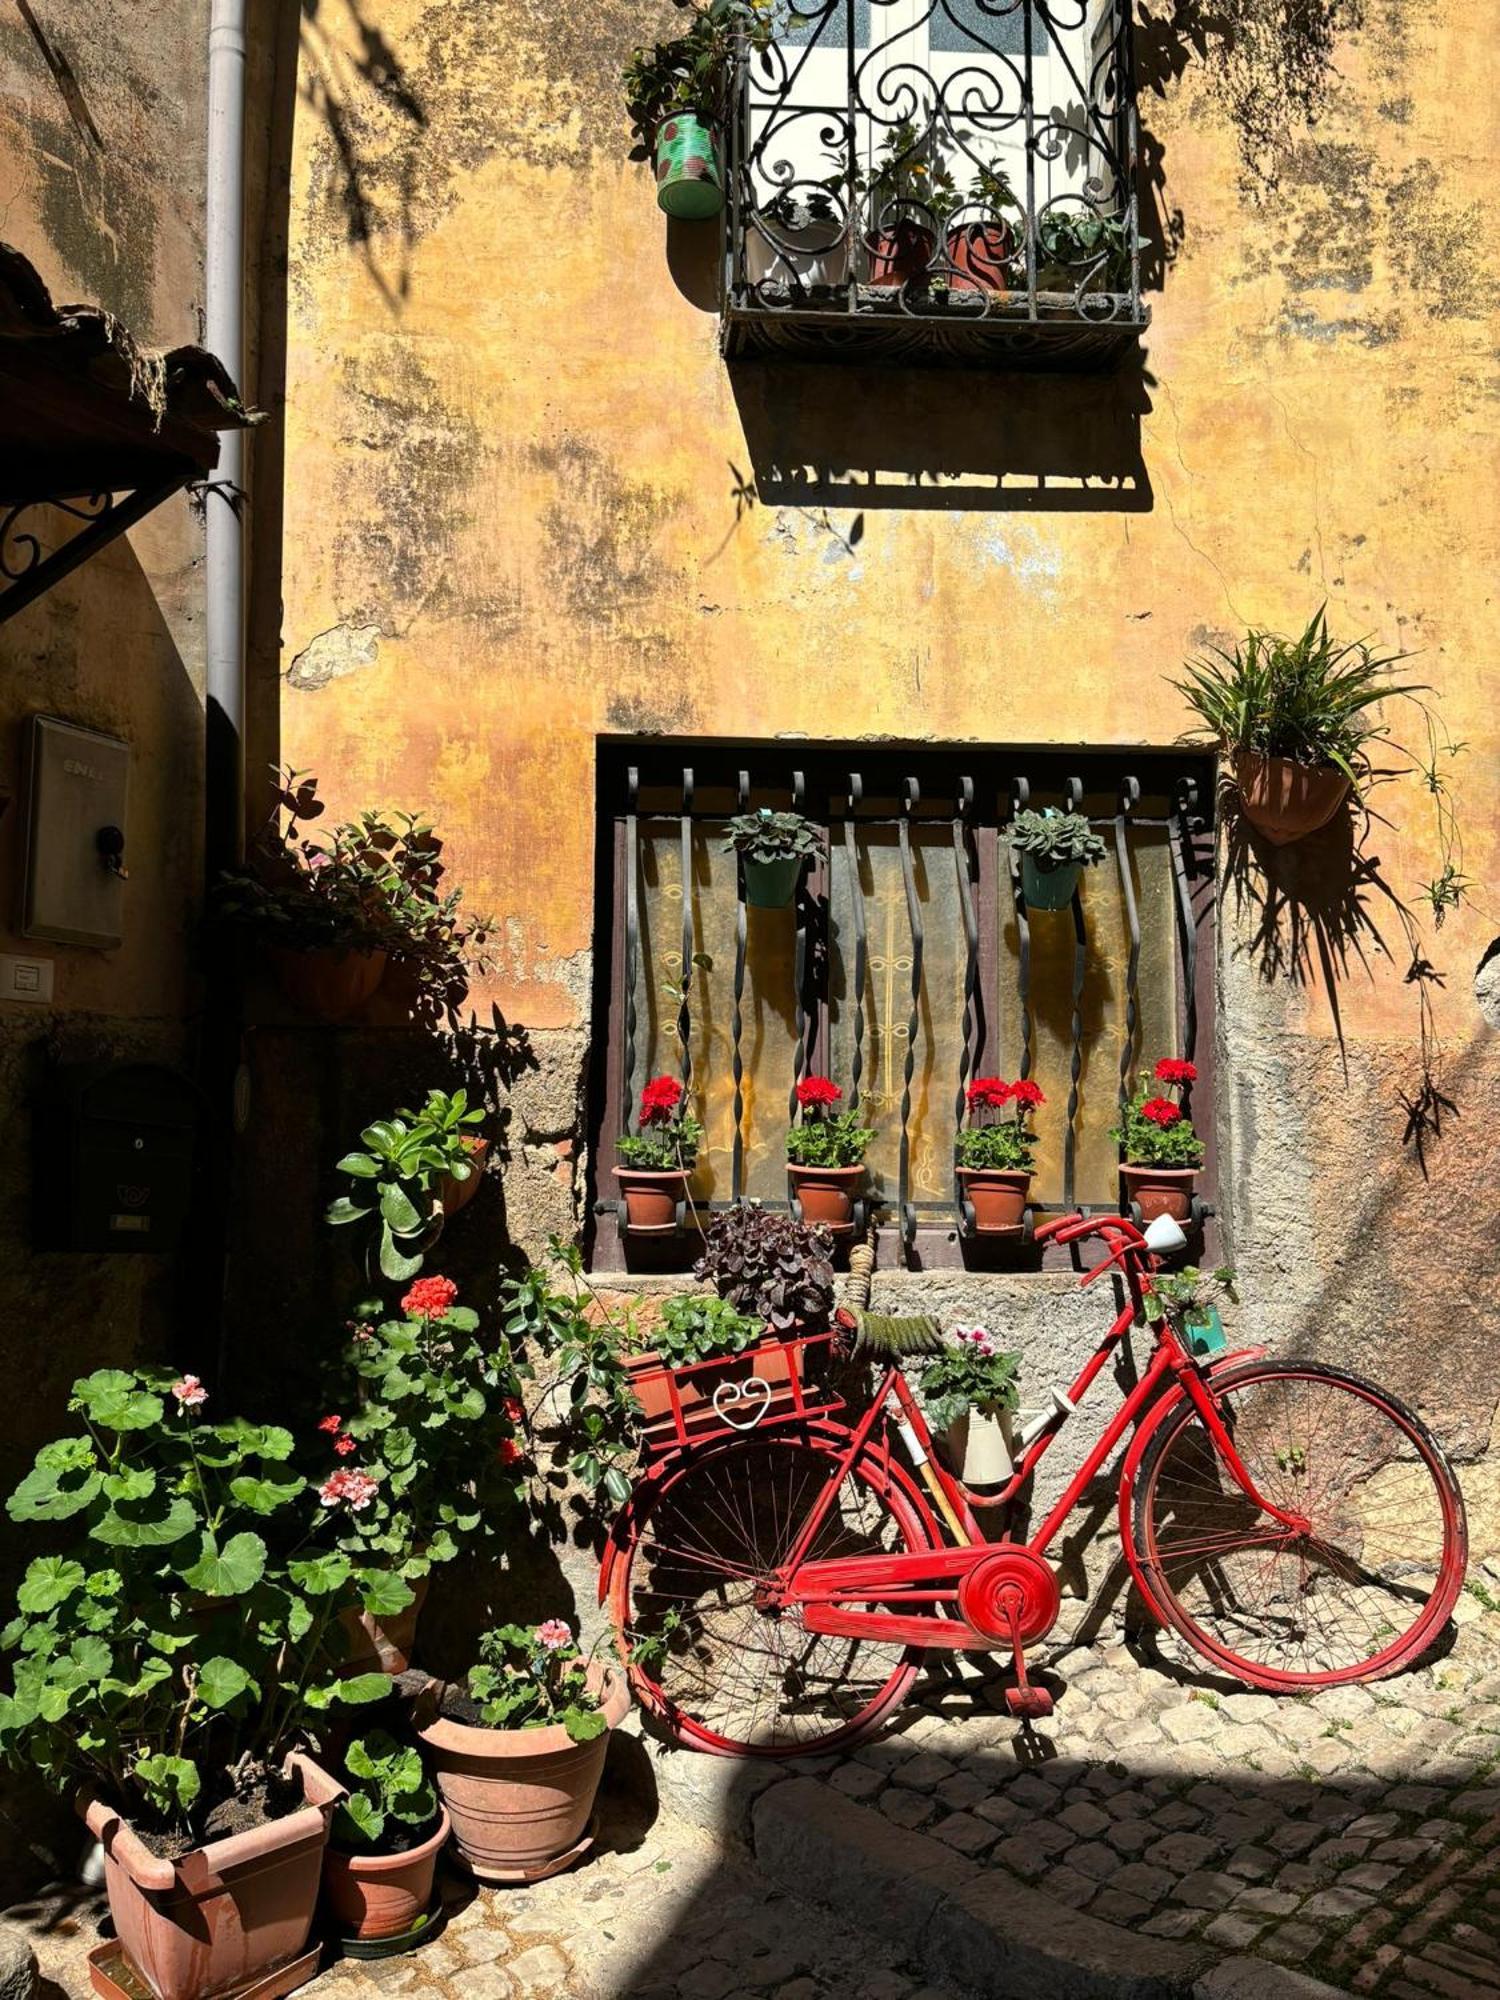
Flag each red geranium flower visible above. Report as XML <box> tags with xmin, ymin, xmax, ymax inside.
<box><xmin>639</xmin><ymin>1075</ymin><xmax>684</xmax><ymax>1126</ymax></box>
<box><xmin>966</xmin><ymin>1077</ymin><xmax>1011</xmax><ymax>1110</ymax></box>
<box><xmin>499</xmin><ymin>1436</ymin><xmax>524</xmax><ymax>1466</ymax></box>
<box><xmin>503</xmin><ymin>1396</ymin><xmax>525</xmax><ymax>1424</ymax></box>
<box><xmin>1140</xmin><ymin>1097</ymin><xmax>1182</xmax><ymax>1126</ymax></box>
<box><xmin>402</xmin><ymin>1274</ymin><xmax>459</xmax><ymax>1321</ymax></box>
<box><xmin>795</xmin><ymin>1075</ymin><xmax>842</xmax><ymax>1110</ymax></box>
<box><xmin>317</xmin><ymin>1414</ymin><xmax>342</xmax><ymax>1435</ymax></box>
<box><xmin>1154</xmin><ymin>1058</ymin><xmax>1198</xmax><ymax>1086</ymax></box>
<box><xmin>1008</xmin><ymin>1078</ymin><xmax>1045</xmax><ymax>1110</ymax></box>
<box><xmin>333</xmin><ymin>1434</ymin><xmax>356</xmax><ymax>1457</ymax></box>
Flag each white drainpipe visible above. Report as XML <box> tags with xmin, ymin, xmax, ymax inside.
<box><xmin>205</xmin><ymin>0</ymin><xmax>247</xmax><ymax>870</ymax></box>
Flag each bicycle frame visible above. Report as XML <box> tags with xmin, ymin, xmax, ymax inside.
<box><xmin>777</xmin><ymin>1215</ymin><xmax>1310</xmax><ymax>1648</ymax></box>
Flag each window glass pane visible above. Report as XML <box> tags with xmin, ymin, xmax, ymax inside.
<box><xmin>781</xmin><ymin>0</ymin><xmax>869</xmax><ymax>47</ymax></box>
<box><xmin>929</xmin><ymin>0</ymin><xmax>1028</xmax><ymax>56</ymax></box>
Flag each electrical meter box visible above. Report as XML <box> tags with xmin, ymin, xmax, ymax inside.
<box><xmin>36</xmin><ymin>1064</ymin><xmax>198</xmax><ymax>1253</ymax></box>
<box><xmin>23</xmin><ymin>715</ymin><xmax>130</xmax><ymax>949</ymax></box>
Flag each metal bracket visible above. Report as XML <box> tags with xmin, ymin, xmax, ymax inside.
<box><xmin>0</xmin><ymin>478</ymin><xmax>192</xmax><ymax>626</ymax></box>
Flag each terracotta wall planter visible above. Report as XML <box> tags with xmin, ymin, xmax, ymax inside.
<box><xmin>1235</xmin><ymin>751</ymin><xmax>1351</xmax><ymax>845</ymax></box>
<box><xmin>867</xmin><ymin>220</ymin><xmax>934</xmax><ymax>287</ymax></box>
<box><xmin>1120</xmin><ymin>1164</ymin><xmax>1197</xmax><ymax>1224</ymax></box>
<box><xmin>321</xmin><ymin>1807</ymin><xmax>450</xmax><ymax>1942</ymax></box>
<box><xmin>946</xmin><ymin>221</ymin><xmax>1012</xmax><ymax>293</ymax></box>
<box><xmin>418</xmin><ymin>1667</ymin><xmax>630</xmax><ymax>1883</ymax></box>
<box><xmin>79</xmin><ymin>1752</ymin><xmax>341</xmax><ymax>2000</ymax></box>
<box><xmin>267</xmin><ymin>946</ymin><xmax>386</xmax><ymax>1022</ymax></box>
<box><xmin>787</xmin><ymin>1163</ymin><xmax>864</xmax><ymax>1231</ymax></box>
<box><xmin>613</xmin><ymin>1166</ymin><xmax>690</xmax><ymax>1232</ymax></box>
<box><xmin>338</xmin><ymin>1573</ymin><xmax>430</xmax><ymax>1677</ymax></box>
<box><xmin>439</xmin><ymin>1138</ymin><xmax>490</xmax><ymax>1217</ymax></box>
<box><xmin>957</xmin><ymin>1167</ymin><xmax>1030</xmax><ymax>1233</ymax></box>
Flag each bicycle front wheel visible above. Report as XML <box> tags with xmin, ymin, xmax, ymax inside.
<box><xmin>612</xmin><ymin>1429</ymin><xmax>935</xmax><ymax>1756</ymax></box>
<box><xmin>1132</xmin><ymin>1361</ymin><xmax>1467</xmax><ymax>1689</ymax></box>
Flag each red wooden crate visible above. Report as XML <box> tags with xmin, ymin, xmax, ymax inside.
<box><xmin>623</xmin><ymin>1331</ymin><xmax>844</xmax><ymax>1451</ymax></box>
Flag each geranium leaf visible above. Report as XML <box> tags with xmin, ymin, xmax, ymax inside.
<box><xmin>90</xmin><ymin>1496</ymin><xmax>198</xmax><ymax>1548</ymax></box>
<box><xmin>70</xmin><ymin>1370</ymin><xmax>164</xmax><ymax>1431</ymax></box>
<box><xmin>181</xmin><ymin>1532</ymin><xmax>266</xmax><ymax>1597</ymax></box>
<box><xmin>17</xmin><ymin>1558</ymin><xmax>86</xmax><ymax>1614</ymax></box>
<box><xmin>195</xmin><ymin>1656</ymin><xmax>258</xmax><ymax>1709</ymax></box>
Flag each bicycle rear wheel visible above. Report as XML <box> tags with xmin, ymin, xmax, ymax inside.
<box><xmin>1131</xmin><ymin>1361</ymin><xmax>1467</xmax><ymax>1689</ymax></box>
<box><xmin>611</xmin><ymin>1429</ymin><xmax>934</xmax><ymax>1755</ymax></box>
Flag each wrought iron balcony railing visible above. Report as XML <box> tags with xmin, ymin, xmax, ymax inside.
<box><xmin>721</xmin><ymin>0</ymin><xmax>1147</xmax><ymax>367</ymax></box>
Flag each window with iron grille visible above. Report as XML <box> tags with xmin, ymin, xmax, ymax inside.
<box><xmin>588</xmin><ymin>743</ymin><xmax>1215</xmax><ymax>1269</ymax></box>
<box><xmin>721</xmin><ymin>0</ymin><xmax>1147</xmax><ymax>367</ymax></box>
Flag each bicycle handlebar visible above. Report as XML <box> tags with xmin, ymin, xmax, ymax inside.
<box><xmin>1033</xmin><ymin>1211</ymin><xmax>1147</xmax><ymax>1249</ymax></box>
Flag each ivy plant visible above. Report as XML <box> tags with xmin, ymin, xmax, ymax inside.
<box><xmin>332</xmin><ymin>1729</ymin><xmax>439</xmax><ymax>1850</ymax></box>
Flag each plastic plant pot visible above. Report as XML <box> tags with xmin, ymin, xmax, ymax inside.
<box><xmin>654</xmin><ymin>115</ymin><xmax>723</xmax><ymax>220</ymax></box>
<box><xmin>321</xmin><ymin>1808</ymin><xmax>451</xmax><ymax>1944</ymax></box>
<box><xmin>956</xmin><ymin>1168</ymin><xmax>1030</xmax><ymax>1233</ymax></box>
<box><xmin>742</xmin><ymin>855</ymin><xmax>803</xmax><ymax>909</ymax></box>
<box><xmin>267</xmin><ymin>945</ymin><xmax>387</xmax><ymax>1021</ymax></box>
<box><xmin>1185</xmin><ymin>1306</ymin><xmax>1227</xmax><ymax>1358</ymax></box>
<box><xmin>787</xmin><ymin>1163</ymin><xmax>864</xmax><ymax>1231</ymax></box>
<box><xmin>1020</xmin><ymin>854</ymin><xmax>1082</xmax><ymax>912</ymax></box>
<box><xmin>1120</xmin><ymin>1164</ymin><xmax>1197</xmax><ymax>1224</ymax></box>
<box><xmin>867</xmin><ymin>220</ymin><xmax>935</xmax><ymax>287</ymax></box>
<box><xmin>613</xmin><ymin>1166</ymin><xmax>691</xmax><ymax>1232</ymax></box>
<box><xmin>1234</xmin><ymin>752</ymin><xmax>1351</xmax><ymax>846</ymax></box>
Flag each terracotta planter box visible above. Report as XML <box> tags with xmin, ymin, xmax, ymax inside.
<box><xmin>439</xmin><ymin>1138</ymin><xmax>490</xmax><ymax>1217</ymax></box>
<box><xmin>266</xmin><ymin>946</ymin><xmax>386</xmax><ymax>1023</ymax></box>
<box><xmin>338</xmin><ymin>1572</ymin><xmax>430</xmax><ymax>1677</ymax></box>
<box><xmin>321</xmin><ymin>1807</ymin><xmax>450</xmax><ymax>1942</ymax></box>
<box><xmin>623</xmin><ymin>1336</ymin><xmax>796</xmax><ymax>1438</ymax></box>
<box><xmin>79</xmin><ymin>1752</ymin><xmax>341</xmax><ymax>2000</ymax></box>
<box><xmin>957</xmin><ymin>1167</ymin><xmax>1031</xmax><ymax>1233</ymax></box>
<box><xmin>612</xmin><ymin>1166</ymin><xmax>691</xmax><ymax>1233</ymax></box>
<box><xmin>787</xmin><ymin>1163</ymin><xmax>864</xmax><ymax>1231</ymax></box>
<box><xmin>418</xmin><ymin>1667</ymin><xmax>630</xmax><ymax>1883</ymax></box>
<box><xmin>1120</xmin><ymin>1164</ymin><xmax>1197</xmax><ymax>1224</ymax></box>
<box><xmin>1234</xmin><ymin>751</ymin><xmax>1351</xmax><ymax>845</ymax></box>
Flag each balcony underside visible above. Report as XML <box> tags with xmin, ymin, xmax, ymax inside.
<box><xmin>721</xmin><ymin>288</ymin><xmax>1150</xmax><ymax>369</ymax></box>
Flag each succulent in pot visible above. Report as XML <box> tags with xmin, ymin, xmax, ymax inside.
<box><xmin>615</xmin><ymin>1074</ymin><xmax>703</xmax><ymax>1232</ymax></box>
<box><xmin>1004</xmin><ymin>807</ymin><xmax>1108</xmax><ymax>911</ymax></box>
<box><xmin>785</xmin><ymin>1075</ymin><xmax>873</xmax><ymax>1232</ymax></box>
<box><xmin>1144</xmin><ymin>1263</ymin><xmax>1238</xmax><ymax>1359</ymax></box>
<box><xmin>0</xmin><ymin>1368</ymin><xmax>391</xmax><ymax>2000</ymax></box>
<box><xmin>327</xmin><ymin>1086</ymin><xmax>488</xmax><ymax>1282</ymax></box>
<box><xmin>321</xmin><ymin>1730</ymin><xmax>449</xmax><ymax>1946</ymax></box>
<box><xmin>920</xmin><ymin>1327</ymin><xmax>1022</xmax><ymax>1488</ymax></box>
<box><xmin>721</xmin><ymin>807</ymin><xmax>821</xmax><ymax>908</ymax></box>
<box><xmin>955</xmin><ymin>1075</ymin><xmax>1043</xmax><ymax>1233</ymax></box>
<box><xmin>1113</xmin><ymin>1057</ymin><xmax>1205</xmax><ymax>1224</ymax></box>
<box><xmin>417</xmin><ymin>1620</ymin><xmax>629</xmax><ymax>1884</ymax></box>
<box><xmin>1172</xmin><ymin>606</ymin><xmax>1420</xmax><ymax>845</ymax></box>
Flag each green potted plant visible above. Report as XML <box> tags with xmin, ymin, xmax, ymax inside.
<box><xmin>947</xmin><ymin>158</ymin><xmax>1020</xmax><ymax>293</ymax></box>
<box><xmin>722</xmin><ymin>806</ymin><xmax>820</xmax><ymax>907</ymax></box>
<box><xmin>623</xmin><ymin>0</ymin><xmax>782</xmax><ymax>221</ymax></box>
<box><xmin>1035</xmin><ymin>206</ymin><xmax>1144</xmax><ymax>296</ymax></box>
<box><xmin>316</xmin><ymin>1274</ymin><xmax>526</xmax><ymax>1674</ymax></box>
<box><xmin>1144</xmin><ymin>1263</ymin><xmax>1238</xmax><ymax>1359</ymax></box>
<box><xmin>615</xmin><ymin>1074</ymin><xmax>703</xmax><ymax>1230</ymax></box>
<box><xmin>621</xmin><ymin>1292</ymin><xmax>761</xmax><ymax>1428</ymax></box>
<box><xmin>694</xmin><ymin>1202</ymin><xmax>836</xmax><ymax>1332</ymax></box>
<box><xmin>786</xmin><ymin>1075</ymin><xmax>873</xmax><ymax>1230</ymax></box>
<box><xmin>415</xmin><ymin>1620</ymin><xmax>629</xmax><ymax>1884</ymax></box>
<box><xmin>862</xmin><ymin>117</ymin><xmax>957</xmax><ymax>287</ymax></box>
<box><xmin>0</xmin><ymin>1368</ymin><xmax>389</xmax><ymax>2000</ymax></box>
<box><xmin>1173</xmin><ymin>606</ymin><xmax>1419</xmax><ymax>845</ymax></box>
<box><xmin>920</xmin><ymin>1327</ymin><xmax>1022</xmax><ymax>1487</ymax></box>
<box><xmin>955</xmin><ymin>1075</ymin><xmax>1043</xmax><ymax>1232</ymax></box>
<box><xmin>326</xmin><ymin>1087</ymin><xmax>487</xmax><ymax>1282</ymax></box>
<box><xmin>1113</xmin><ymin>1057</ymin><xmax>1205</xmax><ymax>1223</ymax></box>
<box><xmin>1005</xmin><ymin>807</ymin><xmax>1108</xmax><ymax>911</ymax></box>
<box><xmin>321</xmin><ymin>1731</ymin><xmax>449</xmax><ymax>1950</ymax></box>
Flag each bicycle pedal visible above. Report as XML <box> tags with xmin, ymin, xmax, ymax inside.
<box><xmin>1005</xmin><ymin>1686</ymin><xmax>1055</xmax><ymax>1719</ymax></box>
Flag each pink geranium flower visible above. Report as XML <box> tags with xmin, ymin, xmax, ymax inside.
<box><xmin>319</xmin><ymin>1467</ymin><xmax>380</xmax><ymax>1510</ymax></box>
<box><xmin>537</xmin><ymin>1619</ymin><xmax>573</xmax><ymax>1652</ymax></box>
<box><xmin>172</xmin><ymin>1375</ymin><xmax>208</xmax><ymax>1408</ymax></box>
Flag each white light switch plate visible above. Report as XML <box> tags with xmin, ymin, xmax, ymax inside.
<box><xmin>0</xmin><ymin>954</ymin><xmax>55</xmax><ymax>1004</ymax></box>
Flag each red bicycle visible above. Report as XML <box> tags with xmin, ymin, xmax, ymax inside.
<box><xmin>600</xmin><ymin>1212</ymin><xmax>1468</xmax><ymax>1756</ymax></box>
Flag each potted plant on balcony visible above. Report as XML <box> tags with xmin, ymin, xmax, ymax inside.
<box><xmin>314</xmin><ymin>1274</ymin><xmax>526</xmax><ymax>1675</ymax></box>
<box><xmin>1005</xmin><ymin>807</ymin><xmax>1108</xmax><ymax>911</ymax></box>
<box><xmin>786</xmin><ymin>1075</ymin><xmax>873</xmax><ymax>1230</ymax></box>
<box><xmin>326</xmin><ymin>1087</ymin><xmax>489</xmax><ymax>1281</ymax></box>
<box><xmin>416</xmin><ymin>1620</ymin><xmax>629</xmax><ymax>1884</ymax></box>
<box><xmin>621</xmin><ymin>1292</ymin><xmax>761</xmax><ymax>1426</ymax></box>
<box><xmin>1173</xmin><ymin>606</ymin><xmax>1419</xmax><ymax>845</ymax></box>
<box><xmin>722</xmin><ymin>806</ymin><xmax>821</xmax><ymax>908</ymax></box>
<box><xmin>0</xmin><ymin>1367</ymin><xmax>390</xmax><ymax>2000</ymax></box>
<box><xmin>623</xmin><ymin>0</ymin><xmax>783</xmax><ymax>221</ymax></box>
<box><xmin>1114</xmin><ymin>1057</ymin><xmax>1204</xmax><ymax>1223</ymax></box>
<box><xmin>1035</xmin><ymin>205</ymin><xmax>1144</xmax><ymax>297</ymax></box>
<box><xmin>615</xmin><ymin>1074</ymin><xmax>702</xmax><ymax>1231</ymax></box>
<box><xmin>862</xmin><ymin>117</ymin><xmax>957</xmax><ymax>288</ymax></box>
<box><xmin>947</xmin><ymin>158</ymin><xmax>1021</xmax><ymax>294</ymax></box>
<box><xmin>955</xmin><ymin>1075</ymin><xmax>1043</xmax><ymax>1233</ymax></box>
<box><xmin>921</xmin><ymin>1327</ymin><xmax>1022</xmax><ymax>1487</ymax></box>
<box><xmin>747</xmin><ymin>177</ymin><xmax>850</xmax><ymax>289</ymax></box>
<box><xmin>320</xmin><ymin>1731</ymin><xmax>449</xmax><ymax>1950</ymax></box>
<box><xmin>1144</xmin><ymin>1263</ymin><xmax>1238</xmax><ymax>1359</ymax></box>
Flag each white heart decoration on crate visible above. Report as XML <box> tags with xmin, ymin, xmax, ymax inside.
<box><xmin>712</xmin><ymin>1375</ymin><xmax>773</xmax><ymax>1430</ymax></box>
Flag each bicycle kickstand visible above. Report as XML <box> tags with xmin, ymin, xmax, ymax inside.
<box><xmin>1002</xmin><ymin>1593</ymin><xmax>1055</xmax><ymax>1721</ymax></box>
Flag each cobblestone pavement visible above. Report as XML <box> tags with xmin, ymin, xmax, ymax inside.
<box><xmin>794</xmin><ymin>1581</ymin><xmax>1500</xmax><ymax>1997</ymax></box>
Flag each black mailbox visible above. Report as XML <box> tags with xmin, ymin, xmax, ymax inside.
<box><xmin>36</xmin><ymin>1063</ymin><xmax>198</xmax><ymax>1253</ymax></box>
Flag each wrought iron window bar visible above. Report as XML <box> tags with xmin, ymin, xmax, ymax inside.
<box><xmin>720</xmin><ymin>0</ymin><xmax>1147</xmax><ymax>368</ymax></box>
<box><xmin>591</xmin><ymin>745</ymin><xmax>1216</xmax><ymax>1270</ymax></box>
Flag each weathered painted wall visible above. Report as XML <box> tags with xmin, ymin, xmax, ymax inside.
<box><xmin>268</xmin><ymin>0</ymin><xmax>1500</xmax><ymax>1553</ymax></box>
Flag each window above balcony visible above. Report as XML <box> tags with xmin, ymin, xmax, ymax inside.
<box><xmin>721</xmin><ymin>0</ymin><xmax>1147</xmax><ymax>368</ymax></box>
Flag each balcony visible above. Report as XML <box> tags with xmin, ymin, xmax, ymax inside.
<box><xmin>720</xmin><ymin>0</ymin><xmax>1147</xmax><ymax>369</ymax></box>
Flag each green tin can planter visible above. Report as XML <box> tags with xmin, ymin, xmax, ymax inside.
<box><xmin>743</xmin><ymin>855</ymin><xmax>803</xmax><ymax>909</ymax></box>
<box><xmin>1186</xmin><ymin>1306</ymin><xmax>1227</xmax><ymax>1358</ymax></box>
<box><xmin>655</xmin><ymin>115</ymin><xmax>723</xmax><ymax>220</ymax></box>
<box><xmin>1020</xmin><ymin>853</ymin><xmax>1082</xmax><ymax>911</ymax></box>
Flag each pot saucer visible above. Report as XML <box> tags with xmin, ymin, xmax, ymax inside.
<box><xmin>333</xmin><ymin>1899</ymin><xmax>447</xmax><ymax>1960</ymax></box>
<box><xmin>88</xmin><ymin>1941</ymin><xmax>321</xmax><ymax>2000</ymax></box>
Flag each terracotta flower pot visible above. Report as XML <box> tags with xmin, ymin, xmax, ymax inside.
<box><xmin>321</xmin><ymin>1807</ymin><xmax>450</xmax><ymax>1943</ymax></box>
<box><xmin>1234</xmin><ymin>752</ymin><xmax>1351</xmax><ymax>846</ymax></box>
<box><xmin>957</xmin><ymin>1167</ymin><xmax>1031</xmax><ymax>1233</ymax></box>
<box><xmin>267</xmin><ymin>945</ymin><xmax>387</xmax><ymax>1023</ymax></box>
<box><xmin>946</xmin><ymin>221</ymin><xmax>1012</xmax><ymax>293</ymax></box>
<box><xmin>418</xmin><ymin>1667</ymin><xmax>630</xmax><ymax>1884</ymax></box>
<box><xmin>78</xmin><ymin>1752</ymin><xmax>341</xmax><ymax>2000</ymax></box>
<box><xmin>613</xmin><ymin>1166</ymin><xmax>690</xmax><ymax>1232</ymax></box>
<box><xmin>1120</xmin><ymin>1164</ymin><xmax>1197</xmax><ymax>1224</ymax></box>
<box><xmin>338</xmin><ymin>1572</ymin><xmax>431</xmax><ymax>1677</ymax></box>
<box><xmin>867</xmin><ymin>220</ymin><xmax>935</xmax><ymax>287</ymax></box>
<box><xmin>787</xmin><ymin>1163</ymin><xmax>864</xmax><ymax>1231</ymax></box>
<box><xmin>439</xmin><ymin>1137</ymin><xmax>490</xmax><ymax>1217</ymax></box>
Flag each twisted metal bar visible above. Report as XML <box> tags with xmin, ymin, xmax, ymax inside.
<box><xmin>897</xmin><ymin>778</ymin><xmax>924</xmax><ymax>1256</ymax></box>
<box><xmin>731</xmin><ymin>768</ymin><xmax>749</xmax><ymax>1203</ymax></box>
<box><xmin>623</xmin><ymin>766</ymin><xmax>640</xmax><ymax>1133</ymax></box>
<box><xmin>1063</xmin><ymin>775</ymin><xmax>1086</xmax><ymax>1211</ymax></box>
<box><xmin>844</xmin><ymin>773</ymin><xmax>867</xmax><ymax>1112</ymax></box>
<box><xmin>952</xmin><ymin>776</ymin><xmax>979</xmax><ymax>1236</ymax></box>
<box><xmin>678</xmin><ymin>767</ymin><xmax>695</xmax><ymax>1097</ymax></box>
<box><xmin>789</xmin><ymin>768</ymin><xmax>809</xmax><ymax>1124</ymax></box>
<box><xmin>1114</xmin><ymin>775</ymin><xmax>1141</xmax><ymax>1112</ymax></box>
<box><xmin>1169</xmin><ymin>776</ymin><xmax>1201</xmax><ymax>1119</ymax></box>
<box><xmin>1010</xmin><ymin>774</ymin><xmax>1033</xmax><ymax>1080</ymax></box>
